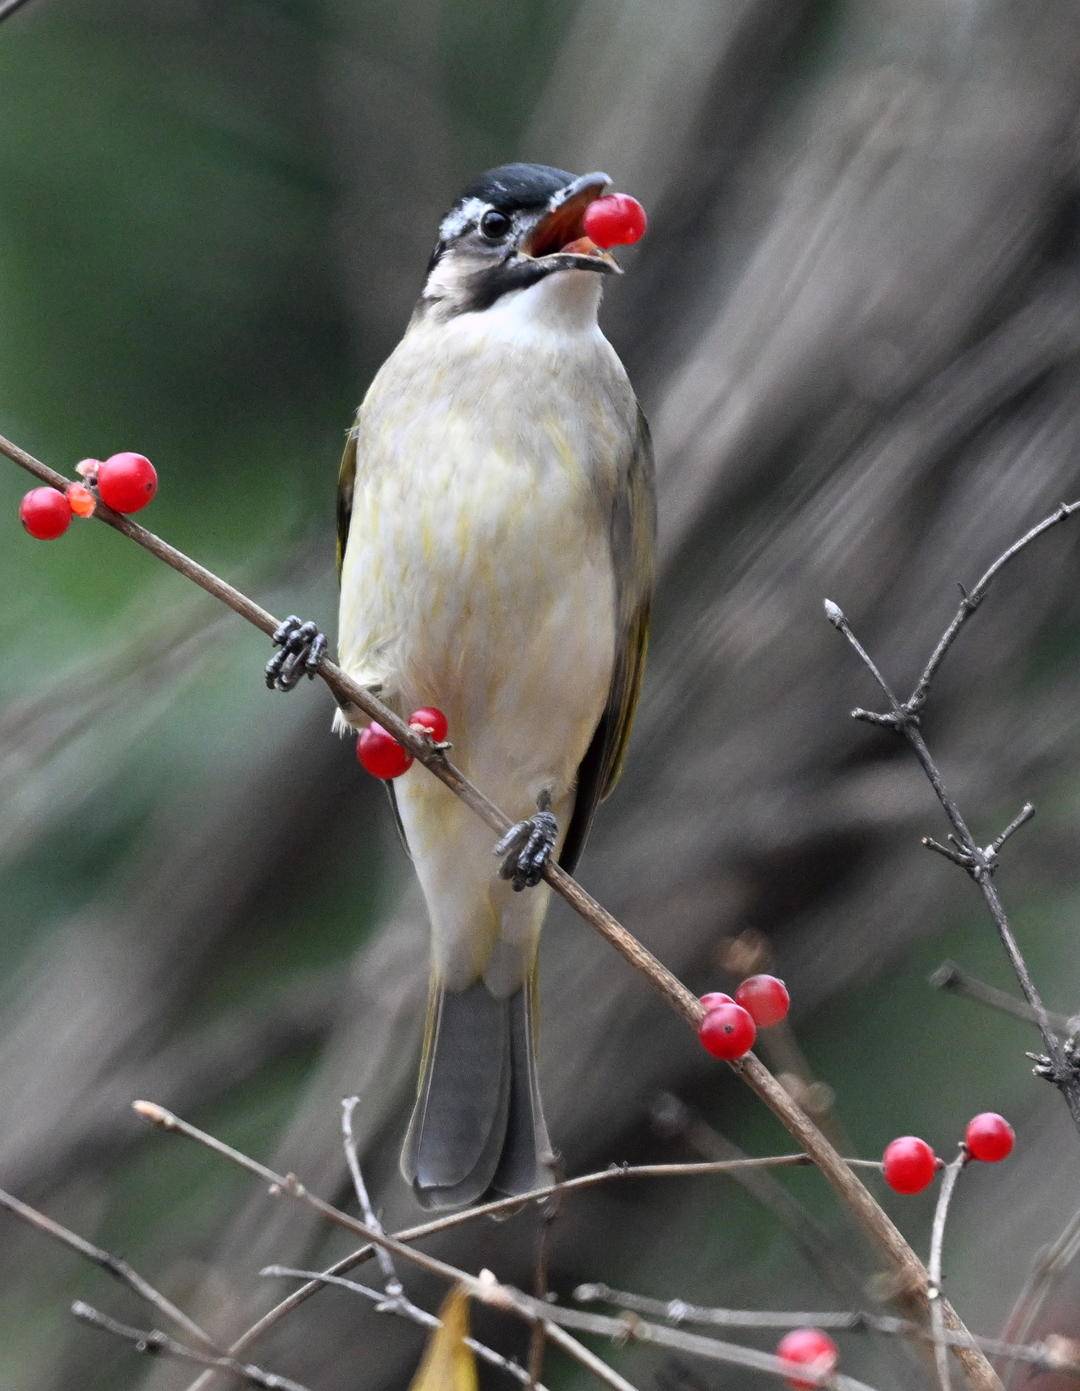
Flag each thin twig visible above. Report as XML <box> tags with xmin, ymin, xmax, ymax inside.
<box><xmin>1</xmin><ymin>427</ymin><xmax>996</xmax><ymax>1388</ymax></box>
<box><xmin>70</xmin><ymin>1301</ymin><xmax>312</xmax><ymax>1391</ymax></box>
<box><xmin>138</xmin><ymin>1101</ymin><xmax>892</xmax><ymax>1391</ymax></box>
<box><xmin>573</xmin><ymin>1286</ymin><xmax>1080</xmax><ymax>1378</ymax></box>
<box><xmin>133</xmin><ymin>1102</ymin><xmax>655</xmax><ymax>1391</ymax></box>
<box><xmin>1001</xmin><ymin>1201</ymin><xmax>1080</xmax><ymax>1383</ymax></box>
<box><xmin>0</xmin><ymin>0</ymin><xmax>35</xmax><ymax>21</ymax></box>
<box><xmin>340</xmin><ymin>1097</ymin><xmax>402</xmax><ymax>1299</ymax></box>
<box><xmin>478</xmin><ymin>1292</ymin><xmax>883</xmax><ymax>1391</ymax></box>
<box><xmin>541</xmin><ymin>1323</ymin><xmax>642</xmax><ymax>1391</ymax></box>
<box><xmin>185</xmin><ymin>1152</ymin><xmax>842</xmax><ymax>1381</ymax></box>
<box><xmin>527</xmin><ymin>1152</ymin><xmax>563</xmax><ymax>1389</ymax></box>
<box><xmin>928</xmin><ymin>1153</ymin><xmax>966</xmax><ymax>1391</ymax></box>
<box><xmin>661</xmin><ymin>1097</ymin><xmax>871</xmax><ymax>1305</ymax></box>
<box><xmin>263</xmin><ymin>1266</ymin><xmax>880</xmax><ymax>1391</ymax></box>
<box><xmin>0</xmin><ymin>1184</ymin><xmax>217</xmax><ymax>1351</ymax></box>
<box><xmin>262</xmin><ymin>1266</ymin><xmax>543</xmax><ymax>1388</ymax></box>
<box><xmin>826</xmin><ymin>592</ymin><xmax>1080</xmax><ymax>1136</ymax></box>
<box><xmin>929</xmin><ymin>961</ymin><xmax>1074</xmax><ymax>1035</ymax></box>
<box><xmin>909</xmin><ymin>502</ymin><xmax>1079</xmax><ymax>711</ymax></box>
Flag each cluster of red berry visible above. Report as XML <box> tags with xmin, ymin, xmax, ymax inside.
<box><xmin>696</xmin><ymin>974</ymin><xmax>790</xmax><ymax>1060</ymax></box>
<box><xmin>19</xmin><ymin>452</ymin><xmax>157</xmax><ymax>539</ymax></box>
<box><xmin>773</xmin><ymin>1113</ymin><xmax>1014</xmax><ymax>1385</ymax></box>
<box><xmin>356</xmin><ymin>707</ymin><xmax>448</xmax><ymax>779</ymax></box>
<box><xmin>881</xmin><ymin>1112</ymin><xmax>1014</xmax><ymax>1193</ymax></box>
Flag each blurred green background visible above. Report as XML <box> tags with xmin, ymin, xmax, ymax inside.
<box><xmin>4</xmin><ymin>1</ymin><xmax>1080</xmax><ymax>1388</ymax></box>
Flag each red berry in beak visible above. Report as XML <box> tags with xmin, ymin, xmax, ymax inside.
<box><xmin>583</xmin><ymin>194</ymin><xmax>647</xmax><ymax>248</ymax></box>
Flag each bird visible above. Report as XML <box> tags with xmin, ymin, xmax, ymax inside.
<box><xmin>268</xmin><ymin>162</ymin><xmax>655</xmax><ymax>1209</ymax></box>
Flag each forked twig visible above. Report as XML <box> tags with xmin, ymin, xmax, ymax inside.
<box><xmin>0</xmin><ymin>1184</ymin><xmax>216</xmax><ymax>1351</ymax></box>
<box><xmin>71</xmin><ymin>1301</ymin><xmax>312</xmax><ymax>1391</ymax></box>
<box><xmin>262</xmin><ymin>1266</ymin><xmax>543</xmax><ymax>1389</ymax></box>
<box><xmin>826</xmin><ymin>502</ymin><xmax>1080</xmax><ymax>1137</ymax></box>
<box><xmin>573</xmin><ymin>1285</ymin><xmax>1080</xmax><ymax>1377</ymax></box>
<box><xmin>928</xmin><ymin>1153</ymin><xmax>968</xmax><ymax>1391</ymax></box>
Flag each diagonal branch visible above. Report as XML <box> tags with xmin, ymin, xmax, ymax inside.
<box><xmin>2</xmin><ymin>430</ymin><xmax>998</xmax><ymax>1389</ymax></box>
<box><xmin>826</xmin><ymin>590</ymin><xmax>1080</xmax><ymax>1136</ymax></box>
<box><xmin>0</xmin><ymin>1184</ymin><xmax>217</xmax><ymax>1351</ymax></box>
<box><xmin>261</xmin><ymin>1265</ymin><xmax>544</xmax><ymax>1390</ymax></box>
<box><xmin>573</xmin><ymin>1285</ymin><xmax>1080</xmax><ymax>1378</ymax></box>
<box><xmin>909</xmin><ymin>502</ymin><xmax>1079</xmax><ymax>712</ymax></box>
<box><xmin>71</xmin><ymin>1301</ymin><xmax>313</xmax><ymax>1391</ymax></box>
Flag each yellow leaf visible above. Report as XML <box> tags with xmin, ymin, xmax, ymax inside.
<box><xmin>407</xmin><ymin>1286</ymin><xmax>479</xmax><ymax>1391</ymax></box>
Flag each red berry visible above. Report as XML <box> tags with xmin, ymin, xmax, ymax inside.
<box><xmin>583</xmin><ymin>193</ymin><xmax>648</xmax><ymax>248</ymax></box>
<box><xmin>882</xmin><ymin>1136</ymin><xmax>937</xmax><ymax>1194</ymax></box>
<box><xmin>19</xmin><ymin>487</ymin><xmax>71</xmax><ymax>540</ymax></box>
<box><xmin>965</xmin><ymin>1112</ymin><xmax>1014</xmax><ymax>1163</ymax></box>
<box><xmin>735</xmin><ymin>974</ymin><xmax>791</xmax><ymax>1027</ymax></box>
<box><xmin>66</xmin><ymin>482</ymin><xmax>97</xmax><ymax>518</ymax></box>
<box><xmin>698</xmin><ymin>1002</ymin><xmax>756</xmax><ymax>1060</ymax></box>
<box><xmin>356</xmin><ymin>723</ymin><xmax>413</xmax><ymax>780</ymax></box>
<box><xmin>699</xmin><ymin>991</ymin><xmax>734</xmax><ymax>1011</ymax></box>
<box><xmin>97</xmin><ymin>452</ymin><xmax>157</xmax><ymax>513</ymax></box>
<box><xmin>776</xmin><ymin>1328</ymin><xmax>839</xmax><ymax>1389</ymax></box>
<box><xmin>409</xmin><ymin>706</ymin><xmax>449</xmax><ymax>742</ymax></box>
<box><xmin>75</xmin><ymin>457</ymin><xmax>101</xmax><ymax>482</ymax></box>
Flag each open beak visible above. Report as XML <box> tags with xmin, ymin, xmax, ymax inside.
<box><xmin>520</xmin><ymin>171</ymin><xmax>621</xmax><ymax>275</ymax></box>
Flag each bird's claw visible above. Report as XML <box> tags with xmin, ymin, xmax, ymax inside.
<box><xmin>265</xmin><ymin>615</ymin><xmax>328</xmax><ymax>691</ymax></box>
<box><xmin>495</xmin><ymin>805</ymin><xmax>557</xmax><ymax>892</ymax></box>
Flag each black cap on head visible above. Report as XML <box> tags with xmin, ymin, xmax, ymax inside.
<box><xmin>457</xmin><ymin>163</ymin><xmax>575</xmax><ymax>213</ymax></box>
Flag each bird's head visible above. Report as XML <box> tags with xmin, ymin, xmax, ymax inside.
<box><xmin>418</xmin><ymin>163</ymin><xmax>621</xmax><ymax>323</ymax></box>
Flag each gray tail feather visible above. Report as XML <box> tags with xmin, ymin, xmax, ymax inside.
<box><xmin>401</xmin><ymin>979</ymin><xmax>548</xmax><ymax>1210</ymax></box>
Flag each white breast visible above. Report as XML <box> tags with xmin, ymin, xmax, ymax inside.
<box><xmin>337</xmin><ymin>273</ymin><xmax>634</xmax><ymax>803</ymax></box>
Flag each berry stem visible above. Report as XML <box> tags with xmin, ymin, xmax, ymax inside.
<box><xmin>928</xmin><ymin>1152</ymin><xmax>970</xmax><ymax>1391</ymax></box>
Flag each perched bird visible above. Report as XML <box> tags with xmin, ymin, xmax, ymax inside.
<box><xmin>269</xmin><ymin>163</ymin><xmax>655</xmax><ymax>1209</ymax></box>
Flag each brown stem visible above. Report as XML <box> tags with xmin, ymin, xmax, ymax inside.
<box><xmin>828</xmin><ymin>597</ymin><xmax>1080</xmax><ymax>1134</ymax></box>
<box><xmin>1</xmin><ymin>430</ymin><xmax>998</xmax><ymax>1390</ymax></box>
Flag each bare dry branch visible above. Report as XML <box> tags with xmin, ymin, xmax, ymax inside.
<box><xmin>929</xmin><ymin>962</ymin><xmax>1074</xmax><ymax>1036</ymax></box>
<box><xmin>827</xmin><ymin>566</ymin><xmax>1080</xmax><ymax>1136</ymax></box>
<box><xmin>0</xmin><ymin>1184</ymin><xmax>216</xmax><ymax>1351</ymax></box>
<box><xmin>574</xmin><ymin>1285</ymin><xmax>1080</xmax><ymax>1378</ymax></box>
<box><xmin>928</xmin><ymin>1154</ymin><xmax>968</xmax><ymax>1391</ymax></box>
<box><xmin>1</xmin><ymin>426</ymin><xmax>998</xmax><ymax>1388</ymax></box>
<box><xmin>70</xmin><ymin>1301</ymin><xmax>312</xmax><ymax>1391</ymax></box>
<box><xmin>261</xmin><ymin>1266</ymin><xmax>543</xmax><ymax>1389</ymax></box>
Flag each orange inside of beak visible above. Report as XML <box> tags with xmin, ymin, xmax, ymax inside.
<box><xmin>525</xmin><ymin>193</ymin><xmax>607</xmax><ymax>260</ymax></box>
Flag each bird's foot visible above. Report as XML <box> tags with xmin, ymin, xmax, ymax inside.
<box><xmin>495</xmin><ymin>792</ymin><xmax>557</xmax><ymax>892</ymax></box>
<box><xmin>265</xmin><ymin>615</ymin><xmax>328</xmax><ymax>691</ymax></box>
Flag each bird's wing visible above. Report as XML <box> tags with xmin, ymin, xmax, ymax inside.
<box><xmin>559</xmin><ymin>406</ymin><xmax>656</xmax><ymax>876</ymax></box>
<box><xmin>336</xmin><ymin>426</ymin><xmax>412</xmax><ymax>856</ymax></box>
<box><xmin>336</xmin><ymin>428</ymin><xmax>357</xmax><ymax>580</ymax></box>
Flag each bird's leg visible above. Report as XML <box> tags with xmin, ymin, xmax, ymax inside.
<box><xmin>265</xmin><ymin>615</ymin><xmax>329</xmax><ymax>692</ymax></box>
<box><xmin>495</xmin><ymin>789</ymin><xmax>558</xmax><ymax>892</ymax></box>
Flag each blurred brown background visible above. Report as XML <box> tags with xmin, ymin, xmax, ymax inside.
<box><xmin>3</xmin><ymin>0</ymin><xmax>1080</xmax><ymax>1387</ymax></box>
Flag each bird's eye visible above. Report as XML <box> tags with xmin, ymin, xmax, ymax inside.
<box><xmin>479</xmin><ymin>209</ymin><xmax>512</xmax><ymax>241</ymax></box>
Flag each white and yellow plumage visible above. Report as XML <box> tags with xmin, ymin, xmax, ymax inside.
<box><xmin>335</xmin><ymin>164</ymin><xmax>655</xmax><ymax>1209</ymax></box>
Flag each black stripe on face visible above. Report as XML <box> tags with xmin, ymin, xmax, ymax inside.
<box><xmin>461</xmin><ymin>258</ymin><xmax>560</xmax><ymax>311</ymax></box>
